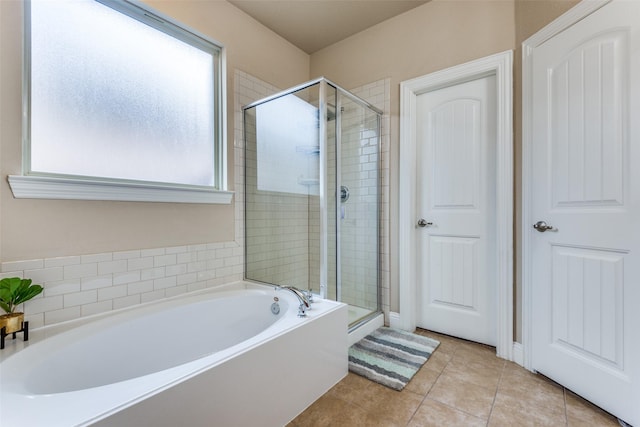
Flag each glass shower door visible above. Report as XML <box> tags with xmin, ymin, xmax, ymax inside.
<box><xmin>337</xmin><ymin>94</ymin><xmax>380</xmax><ymax>325</ymax></box>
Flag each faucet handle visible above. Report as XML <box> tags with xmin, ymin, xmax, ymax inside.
<box><xmin>305</xmin><ymin>289</ymin><xmax>314</xmax><ymax>303</ymax></box>
<box><xmin>297</xmin><ymin>303</ymin><xmax>307</xmax><ymax>318</ymax></box>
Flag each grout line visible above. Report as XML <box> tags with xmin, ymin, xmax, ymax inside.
<box><xmin>486</xmin><ymin>358</ymin><xmax>507</xmax><ymax>426</ymax></box>
<box><xmin>563</xmin><ymin>386</ymin><xmax>569</xmax><ymax>425</ymax></box>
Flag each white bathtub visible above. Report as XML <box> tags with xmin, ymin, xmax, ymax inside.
<box><xmin>0</xmin><ymin>281</ymin><xmax>348</xmax><ymax>426</ymax></box>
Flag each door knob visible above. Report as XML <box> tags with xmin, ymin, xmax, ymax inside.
<box><xmin>533</xmin><ymin>221</ymin><xmax>556</xmax><ymax>232</ymax></box>
<box><xmin>417</xmin><ymin>219</ymin><xmax>433</xmax><ymax>228</ymax></box>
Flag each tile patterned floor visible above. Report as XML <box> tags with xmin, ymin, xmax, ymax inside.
<box><xmin>289</xmin><ymin>329</ymin><xmax>620</xmax><ymax>426</ymax></box>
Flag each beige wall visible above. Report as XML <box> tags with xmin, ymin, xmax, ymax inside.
<box><xmin>310</xmin><ymin>0</ymin><xmax>517</xmax><ymax>313</ymax></box>
<box><xmin>0</xmin><ymin>0</ymin><xmax>308</xmax><ymax>262</ymax></box>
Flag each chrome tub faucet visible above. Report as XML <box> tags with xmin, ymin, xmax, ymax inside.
<box><xmin>275</xmin><ymin>285</ymin><xmax>310</xmax><ymax>317</ymax></box>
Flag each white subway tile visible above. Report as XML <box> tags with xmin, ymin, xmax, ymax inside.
<box><xmin>64</xmin><ymin>290</ymin><xmax>97</xmax><ymax>307</ymax></box>
<box><xmin>81</xmin><ymin>301</ymin><xmax>113</xmax><ymax>317</ymax></box>
<box><xmin>81</xmin><ymin>253</ymin><xmax>112</xmax><ymax>264</ymax></box>
<box><xmin>128</xmin><ymin>257</ymin><xmax>154</xmax><ymax>271</ymax></box>
<box><xmin>187</xmin><ymin>261</ymin><xmax>207</xmax><ymax>273</ymax></box>
<box><xmin>113</xmin><ymin>295</ymin><xmax>140</xmax><ymax>310</ymax></box>
<box><xmin>64</xmin><ymin>263</ymin><xmax>97</xmax><ymax>280</ymax></box>
<box><xmin>81</xmin><ymin>275</ymin><xmax>113</xmax><ymax>291</ymax></box>
<box><xmin>177</xmin><ymin>252</ymin><xmax>197</xmax><ymax>264</ymax></box>
<box><xmin>0</xmin><ymin>271</ymin><xmax>23</xmax><ymax>280</ymax></box>
<box><xmin>45</xmin><ymin>307</ymin><xmax>81</xmax><ymax>325</ymax></box>
<box><xmin>113</xmin><ymin>270</ymin><xmax>141</xmax><ymax>285</ymax></box>
<box><xmin>127</xmin><ymin>280</ymin><xmax>154</xmax><ymax>295</ymax></box>
<box><xmin>141</xmin><ymin>290</ymin><xmax>165</xmax><ymax>303</ymax></box>
<box><xmin>165</xmin><ymin>264</ymin><xmax>187</xmax><ymax>277</ymax></box>
<box><xmin>25</xmin><ymin>295</ymin><xmax>63</xmax><ymax>314</ymax></box>
<box><xmin>206</xmin><ymin>259</ymin><xmax>224</xmax><ymax>270</ymax></box>
<box><xmin>141</xmin><ymin>267</ymin><xmax>165</xmax><ymax>281</ymax></box>
<box><xmin>165</xmin><ymin>285</ymin><xmax>187</xmax><ymax>298</ymax></box>
<box><xmin>153</xmin><ymin>276</ymin><xmax>176</xmax><ymax>290</ymax></box>
<box><xmin>45</xmin><ymin>256</ymin><xmax>81</xmax><ymax>268</ymax></box>
<box><xmin>98</xmin><ymin>259</ymin><xmax>127</xmax><ymax>275</ymax></box>
<box><xmin>187</xmin><ymin>281</ymin><xmax>207</xmax><ymax>292</ymax></box>
<box><xmin>196</xmin><ymin>250</ymin><xmax>216</xmax><ymax>261</ymax></box>
<box><xmin>216</xmin><ymin>248</ymin><xmax>233</xmax><ymax>259</ymax></box>
<box><xmin>140</xmin><ymin>248</ymin><xmax>165</xmax><ymax>257</ymax></box>
<box><xmin>44</xmin><ymin>279</ymin><xmax>81</xmax><ymax>297</ymax></box>
<box><xmin>2</xmin><ymin>259</ymin><xmax>44</xmax><ymax>272</ymax></box>
<box><xmin>23</xmin><ymin>267</ymin><xmax>63</xmax><ymax>284</ymax></box>
<box><xmin>24</xmin><ymin>313</ymin><xmax>44</xmax><ymax>329</ymax></box>
<box><xmin>165</xmin><ymin>246</ymin><xmax>187</xmax><ymax>254</ymax></box>
<box><xmin>154</xmin><ymin>254</ymin><xmax>177</xmax><ymax>267</ymax></box>
<box><xmin>98</xmin><ymin>285</ymin><xmax>127</xmax><ymax>301</ymax></box>
<box><xmin>188</xmin><ymin>244</ymin><xmax>207</xmax><ymax>252</ymax></box>
<box><xmin>177</xmin><ymin>272</ymin><xmax>197</xmax><ymax>286</ymax></box>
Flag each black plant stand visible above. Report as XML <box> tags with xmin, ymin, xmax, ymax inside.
<box><xmin>0</xmin><ymin>321</ymin><xmax>29</xmax><ymax>350</ymax></box>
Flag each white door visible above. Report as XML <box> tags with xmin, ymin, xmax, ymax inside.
<box><xmin>415</xmin><ymin>75</ymin><xmax>497</xmax><ymax>346</ymax></box>
<box><xmin>530</xmin><ymin>1</ymin><xmax>639</xmax><ymax>425</ymax></box>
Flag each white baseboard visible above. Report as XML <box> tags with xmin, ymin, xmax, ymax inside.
<box><xmin>388</xmin><ymin>311</ymin><xmax>402</xmax><ymax>329</ymax></box>
<box><xmin>512</xmin><ymin>342</ymin><xmax>524</xmax><ymax>366</ymax></box>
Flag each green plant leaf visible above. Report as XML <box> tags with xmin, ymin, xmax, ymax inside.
<box><xmin>0</xmin><ymin>277</ymin><xmax>43</xmax><ymax>313</ymax></box>
<box><xmin>0</xmin><ymin>301</ymin><xmax>10</xmax><ymax>313</ymax></box>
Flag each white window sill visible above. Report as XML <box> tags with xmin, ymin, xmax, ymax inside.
<box><xmin>7</xmin><ymin>175</ymin><xmax>234</xmax><ymax>204</ymax></box>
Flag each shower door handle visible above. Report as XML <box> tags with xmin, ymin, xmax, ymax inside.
<box><xmin>417</xmin><ymin>219</ymin><xmax>433</xmax><ymax>228</ymax></box>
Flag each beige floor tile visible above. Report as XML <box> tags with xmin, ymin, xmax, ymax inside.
<box><xmin>288</xmin><ymin>394</ymin><xmax>404</xmax><ymax>427</ymax></box>
<box><xmin>422</xmin><ymin>349</ymin><xmax>452</xmax><ymax>373</ymax></box>
<box><xmin>355</xmin><ymin>387</ymin><xmax>425</xmax><ymax>425</ymax></box>
<box><xmin>442</xmin><ymin>356</ymin><xmax>504</xmax><ymax>391</ymax></box>
<box><xmin>404</xmin><ymin>366</ymin><xmax>440</xmax><ymax>396</ymax></box>
<box><xmin>427</xmin><ymin>372</ymin><xmax>496</xmax><ymax>420</ymax></box>
<box><xmin>408</xmin><ymin>398</ymin><xmax>486</xmax><ymax>427</ymax></box>
<box><xmin>328</xmin><ymin>373</ymin><xmax>424</xmax><ymax>425</ymax></box>
<box><xmin>453</xmin><ymin>344</ymin><xmax>505</xmax><ymax>371</ymax></box>
<box><xmin>565</xmin><ymin>390</ymin><xmax>620</xmax><ymax>426</ymax></box>
<box><xmin>488</xmin><ymin>392</ymin><xmax>566</xmax><ymax>426</ymax></box>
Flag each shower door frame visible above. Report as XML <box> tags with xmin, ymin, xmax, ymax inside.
<box><xmin>242</xmin><ymin>78</ymin><xmax>383</xmax><ymax>315</ymax></box>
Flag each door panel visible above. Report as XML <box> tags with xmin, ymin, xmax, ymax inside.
<box><xmin>416</xmin><ymin>76</ymin><xmax>496</xmax><ymax>346</ymax></box>
<box><xmin>530</xmin><ymin>1</ymin><xmax>639</xmax><ymax>424</ymax></box>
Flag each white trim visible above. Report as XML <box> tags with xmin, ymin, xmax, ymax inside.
<box><xmin>7</xmin><ymin>175</ymin><xmax>234</xmax><ymax>204</ymax></box>
<box><xmin>399</xmin><ymin>50</ymin><xmax>514</xmax><ymax>360</ymax></box>
<box><xmin>388</xmin><ymin>311</ymin><xmax>401</xmax><ymax>329</ymax></box>
<box><xmin>512</xmin><ymin>342</ymin><xmax>524</xmax><ymax>367</ymax></box>
<box><xmin>521</xmin><ymin>0</ymin><xmax>611</xmax><ymax>371</ymax></box>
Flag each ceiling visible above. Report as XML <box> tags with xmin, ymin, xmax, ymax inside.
<box><xmin>228</xmin><ymin>0</ymin><xmax>430</xmax><ymax>54</ymax></box>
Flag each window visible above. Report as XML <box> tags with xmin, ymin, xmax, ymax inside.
<box><xmin>9</xmin><ymin>0</ymin><xmax>231</xmax><ymax>203</ymax></box>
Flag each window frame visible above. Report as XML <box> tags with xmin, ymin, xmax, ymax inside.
<box><xmin>10</xmin><ymin>0</ymin><xmax>232</xmax><ymax>204</ymax></box>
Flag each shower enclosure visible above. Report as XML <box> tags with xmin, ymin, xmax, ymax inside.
<box><xmin>243</xmin><ymin>78</ymin><xmax>382</xmax><ymax>328</ymax></box>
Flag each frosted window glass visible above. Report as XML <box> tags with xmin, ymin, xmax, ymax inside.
<box><xmin>256</xmin><ymin>95</ymin><xmax>319</xmax><ymax>195</ymax></box>
<box><xmin>29</xmin><ymin>0</ymin><xmax>219</xmax><ymax>187</ymax></box>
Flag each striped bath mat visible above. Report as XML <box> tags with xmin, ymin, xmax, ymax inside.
<box><xmin>348</xmin><ymin>327</ymin><xmax>439</xmax><ymax>391</ymax></box>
